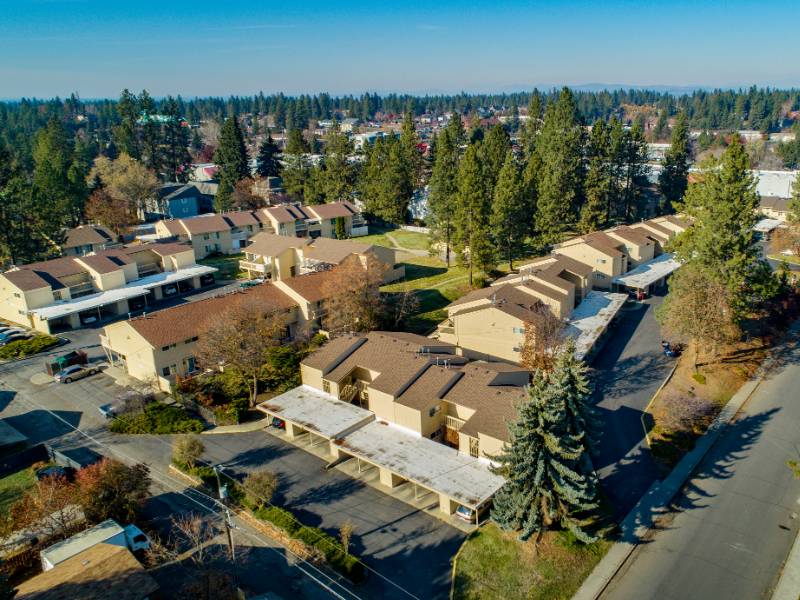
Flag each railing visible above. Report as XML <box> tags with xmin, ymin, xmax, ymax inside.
<box><xmin>295</xmin><ymin>220</ymin><xmax>308</xmax><ymax>231</ymax></box>
<box><xmin>339</xmin><ymin>384</ymin><xmax>358</xmax><ymax>404</ymax></box>
<box><xmin>68</xmin><ymin>281</ymin><xmax>96</xmax><ymax>298</ymax></box>
<box><xmin>137</xmin><ymin>262</ymin><xmax>162</xmax><ymax>277</ymax></box>
<box><xmin>445</xmin><ymin>415</ymin><xmax>465</xmax><ymax>431</ymax></box>
<box><xmin>239</xmin><ymin>260</ymin><xmax>267</xmax><ymax>273</ymax></box>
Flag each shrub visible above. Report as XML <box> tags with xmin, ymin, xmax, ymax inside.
<box><xmin>259</xmin><ymin>505</ymin><xmax>300</xmax><ymax>535</ymax></box>
<box><xmin>110</xmin><ymin>403</ymin><xmax>203</xmax><ymax>434</ymax></box>
<box><xmin>0</xmin><ymin>335</ymin><xmax>59</xmax><ymax>359</ymax></box>
<box><xmin>691</xmin><ymin>372</ymin><xmax>707</xmax><ymax>385</ymax></box>
<box><xmin>172</xmin><ymin>435</ymin><xmax>205</xmax><ymax>468</ymax></box>
<box><xmin>242</xmin><ymin>470</ymin><xmax>278</xmax><ymax>508</ymax></box>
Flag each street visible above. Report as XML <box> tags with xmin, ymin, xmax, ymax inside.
<box><xmin>601</xmin><ymin>327</ymin><xmax>800</xmax><ymax>600</ymax></box>
<box><xmin>591</xmin><ymin>295</ymin><xmax>673</xmax><ymax>518</ymax></box>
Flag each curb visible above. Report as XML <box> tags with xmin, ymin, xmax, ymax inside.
<box><xmin>640</xmin><ymin>361</ymin><xmax>679</xmax><ymax>447</ymax></box>
<box><xmin>449</xmin><ymin>528</ymin><xmax>474</xmax><ymax>600</ymax></box>
<box><xmin>573</xmin><ymin>324</ymin><xmax>797</xmax><ymax>600</ymax></box>
<box><xmin>772</xmin><ymin>523</ymin><xmax>800</xmax><ymax>600</ymax></box>
<box><xmin>201</xmin><ymin>419</ymin><xmax>270</xmax><ymax>435</ymax></box>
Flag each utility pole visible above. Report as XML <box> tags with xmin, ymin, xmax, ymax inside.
<box><xmin>213</xmin><ymin>465</ymin><xmax>241</xmax><ymax>594</ymax></box>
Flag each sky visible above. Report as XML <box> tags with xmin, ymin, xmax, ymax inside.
<box><xmin>1</xmin><ymin>0</ymin><xmax>799</xmax><ymax>99</ymax></box>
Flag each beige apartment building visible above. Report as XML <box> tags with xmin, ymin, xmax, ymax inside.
<box><xmin>61</xmin><ymin>225</ymin><xmax>117</xmax><ymax>256</ymax></box>
<box><xmin>153</xmin><ymin>212</ymin><xmax>261</xmax><ymax>259</ymax></box>
<box><xmin>239</xmin><ymin>231</ymin><xmax>404</xmax><ymax>283</ymax></box>
<box><xmin>260</xmin><ymin>201</ymin><xmax>368</xmax><ymax>238</ymax></box>
<box><xmin>0</xmin><ymin>242</ymin><xmax>216</xmax><ymax>334</ymax></box>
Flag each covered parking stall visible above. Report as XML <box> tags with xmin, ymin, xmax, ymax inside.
<box><xmin>29</xmin><ymin>265</ymin><xmax>217</xmax><ymax>333</ymax></box>
<box><xmin>258</xmin><ymin>385</ymin><xmax>505</xmax><ymax>520</ymax></box>
<box><xmin>612</xmin><ymin>252</ymin><xmax>681</xmax><ymax>297</ymax></box>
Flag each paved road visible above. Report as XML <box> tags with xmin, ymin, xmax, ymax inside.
<box><xmin>591</xmin><ymin>295</ymin><xmax>674</xmax><ymax>518</ymax></box>
<box><xmin>0</xmin><ymin>332</ymin><xmax>462</xmax><ymax>600</ymax></box>
<box><xmin>601</xmin><ymin>328</ymin><xmax>800</xmax><ymax>600</ymax></box>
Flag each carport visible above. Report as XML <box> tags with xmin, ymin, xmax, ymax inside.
<box><xmin>565</xmin><ymin>291</ymin><xmax>628</xmax><ymax>361</ymax></box>
<box><xmin>612</xmin><ymin>252</ymin><xmax>681</xmax><ymax>295</ymax></box>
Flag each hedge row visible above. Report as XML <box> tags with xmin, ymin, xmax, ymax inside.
<box><xmin>0</xmin><ymin>335</ymin><xmax>59</xmax><ymax>359</ymax></box>
<box><xmin>110</xmin><ymin>404</ymin><xmax>204</xmax><ymax>434</ymax></box>
<box><xmin>253</xmin><ymin>505</ymin><xmax>365</xmax><ymax>583</ymax></box>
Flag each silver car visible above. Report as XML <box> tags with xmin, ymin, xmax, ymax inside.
<box><xmin>54</xmin><ymin>364</ymin><xmax>99</xmax><ymax>384</ymax></box>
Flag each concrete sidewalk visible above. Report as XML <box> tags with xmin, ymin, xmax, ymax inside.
<box><xmin>574</xmin><ymin>322</ymin><xmax>798</xmax><ymax>600</ymax></box>
<box><xmin>202</xmin><ymin>418</ymin><xmax>270</xmax><ymax>435</ymax></box>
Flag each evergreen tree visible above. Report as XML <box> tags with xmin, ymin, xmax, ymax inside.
<box><xmin>190</xmin><ymin>128</ymin><xmax>203</xmax><ymax>152</ymax></box>
<box><xmin>214</xmin><ymin>115</ymin><xmax>249</xmax><ymax>210</ymax></box>
<box><xmin>320</xmin><ymin>120</ymin><xmax>355</xmax><ymax>202</ymax></box>
<box><xmin>673</xmin><ymin>136</ymin><xmax>770</xmax><ymax>317</ymax></box>
<box><xmin>428</xmin><ymin>115</ymin><xmax>464</xmax><ymax>266</ymax></box>
<box><xmin>652</xmin><ymin>110</ymin><xmax>670</xmax><ymax>141</ymax></box>
<box><xmin>491</xmin><ymin>342</ymin><xmax>599</xmax><ymax>543</ymax></box>
<box><xmin>533</xmin><ymin>88</ymin><xmax>584</xmax><ymax>244</ymax></box>
<box><xmin>399</xmin><ymin>111</ymin><xmax>422</xmax><ymax>191</ymax></box>
<box><xmin>361</xmin><ymin>137</ymin><xmax>410</xmax><ymax>223</ymax></box>
<box><xmin>161</xmin><ymin>96</ymin><xmax>191</xmax><ymax>182</ymax></box>
<box><xmin>482</xmin><ymin>123</ymin><xmax>511</xmax><ymax>190</ymax></box>
<box><xmin>790</xmin><ymin>172</ymin><xmax>800</xmax><ymax>225</ymax></box>
<box><xmin>491</xmin><ymin>151</ymin><xmax>527</xmax><ymax>270</ymax></box>
<box><xmin>607</xmin><ymin>117</ymin><xmax>627</xmax><ymax>220</ymax></box>
<box><xmin>281</xmin><ymin>129</ymin><xmax>310</xmax><ymax>202</ymax></box>
<box><xmin>621</xmin><ymin>120</ymin><xmax>650</xmax><ymax>220</ymax></box>
<box><xmin>659</xmin><ymin>111</ymin><xmax>691</xmax><ymax>214</ymax></box>
<box><xmin>138</xmin><ymin>90</ymin><xmax>161</xmax><ymax>173</ymax></box>
<box><xmin>454</xmin><ymin>143</ymin><xmax>493</xmax><ymax>285</ymax></box>
<box><xmin>579</xmin><ymin>120</ymin><xmax>612</xmax><ymax>233</ymax></box>
<box><xmin>112</xmin><ymin>89</ymin><xmax>139</xmax><ymax>159</ymax></box>
<box><xmin>255</xmin><ymin>131</ymin><xmax>281</xmax><ymax>179</ymax></box>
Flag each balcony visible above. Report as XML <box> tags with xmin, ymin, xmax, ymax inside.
<box><xmin>239</xmin><ymin>260</ymin><xmax>267</xmax><ymax>274</ymax></box>
<box><xmin>294</xmin><ymin>220</ymin><xmax>308</xmax><ymax>231</ymax></box>
<box><xmin>137</xmin><ymin>262</ymin><xmax>162</xmax><ymax>278</ymax></box>
<box><xmin>68</xmin><ymin>281</ymin><xmax>96</xmax><ymax>299</ymax></box>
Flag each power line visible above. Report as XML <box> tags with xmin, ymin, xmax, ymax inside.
<box><xmin>3</xmin><ymin>389</ymin><xmax>361</xmax><ymax>600</ymax></box>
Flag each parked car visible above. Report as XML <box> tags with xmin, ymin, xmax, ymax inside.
<box><xmin>454</xmin><ymin>505</ymin><xmax>475</xmax><ymax>523</ymax></box>
<box><xmin>661</xmin><ymin>341</ymin><xmax>683</xmax><ymax>358</ymax></box>
<box><xmin>54</xmin><ymin>364</ymin><xmax>98</xmax><ymax>383</ymax></box>
<box><xmin>0</xmin><ymin>332</ymin><xmax>32</xmax><ymax>345</ymax></box>
<box><xmin>0</xmin><ymin>326</ymin><xmax>25</xmax><ymax>335</ymax></box>
<box><xmin>0</xmin><ymin>328</ymin><xmax>27</xmax><ymax>340</ymax></box>
<box><xmin>271</xmin><ymin>417</ymin><xmax>285</xmax><ymax>430</ymax></box>
<box><xmin>34</xmin><ymin>465</ymin><xmax>68</xmax><ymax>481</ymax></box>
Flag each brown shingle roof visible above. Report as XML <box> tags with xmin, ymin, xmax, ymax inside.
<box><xmin>2</xmin><ymin>269</ymin><xmax>53</xmax><ymax>292</ymax></box>
<box><xmin>223</xmin><ymin>211</ymin><xmax>259</xmax><ymax>227</ymax></box>
<box><xmin>245</xmin><ymin>231</ymin><xmax>310</xmax><ymax>257</ymax></box>
<box><xmin>146</xmin><ymin>241</ymin><xmax>194</xmax><ymax>257</ymax></box>
<box><xmin>14</xmin><ymin>543</ymin><xmax>159</xmax><ymax>600</ymax></box>
<box><xmin>127</xmin><ymin>282</ymin><xmax>297</xmax><ymax>347</ymax></box>
<box><xmin>76</xmin><ymin>254</ymin><xmax>125</xmax><ymax>275</ymax></box>
<box><xmin>179</xmin><ymin>214</ymin><xmax>230</xmax><ymax>235</ymax></box>
<box><xmin>263</xmin><ymin>205</ymin><xmax>300</xmax><ymax>224</ymax></box>
<box><xmin>301</xmin><ymin>335</ymin><xmax>367</xmax><ymax>372</ymax></box>
<box><xmin>159</xmin><ymin>220</ymin><xmax>187</xmax><ymax>236</ymax></box>
<box><xmin>62</xmin><ymin>225</ymin><xmax>113</xmax><ymax>250</ymax></box>
<box><xmin>20</xmin><ymin>257</ymin><xmax>87</xmax><ymax>279</ymax></box>
<box><xmin>607</xmin><ymin>226</ymin><xmax>653</xmax><ymax>247</ymax></box>
<box><xmin>760</xmin><ymin>196</ymin><xmax>790</xmax><ymax>212</ymax></box>
<box><xmin>305</xmin><ymin>201</ymin><xmax>357</xmax><ymax>220</ymax></box>
<box><xmin>303</xmin><ymin>237</ymin><xmax>373</xmax><ymax>264</ymax></box>
<box><xmin>278</xmin><ymin>269</ymin><xmax>338</xmax><ymax>303</ymax></box>
<box><xmin>396</xmin><ymin>364</ymin><xmax>462</xmax><ymax>410</ymax></box>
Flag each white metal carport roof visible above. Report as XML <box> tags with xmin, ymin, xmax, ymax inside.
<box><xmin>565</xmin><ymin>291</ymin><xmax>628</xmax><ymax>360</ymax></box>
<box><xmin>339</xmin><ymin>421</ymin><xmax>506</xmax><ymax>510</ymax></box>
<box><xmin>753</xmin><ymin>218</ymin><xmax>783</xmax><ymax>233</ymax></box>
<box><xmin>257</xmin><ymin>385</ymin><xmax>375</xmax><ymax>439</ymax></box>
<box><xmin>612</xmin><ymin>253</ymin><xmax>681</xmax><ymax>289</ymax></box>
<box><xmin>29</xmin><ymin>265</ymin><xmax>217</xmax><ymax>321</ymax></box>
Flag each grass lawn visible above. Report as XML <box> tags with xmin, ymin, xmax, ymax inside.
<box><xmin>198</xmin><ymin>252</ymin><xmax>247</xmax><ymax>280</ymax></box>
<box><xmin>388</xmin><ymin>230</ymin><xmax>430</xmax><ymax>250</ymax></box>
<box><xmin>768</xmin><ymin>253</ymin><xmax>800</xmax><ymax>265</ymax></box>
<box><xmin>453</xmin><ymin>523</ymin><xmax>610</xmax><ymax>600</ymax></box>
<box><xmin>382</xmin><ymin>255</ymin><xmax>473</xmax><ymax>334</ymax></box>
<box><xmin>0</xmin><ymin>468</ymin><xmax>36</xmax><ymax>514</ymax></box>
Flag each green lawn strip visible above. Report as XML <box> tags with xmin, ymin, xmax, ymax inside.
<box><xmin>0</xmin><ymin>468</ymin><xmax>36</xmax><ymax>514</ymax></box>
<box><xmin>198</xmin><ymin>253</ymin><xmax>247</xmax><ymax>279</ymax></box>
<box><xmin>452</xmin><ymin>523</ymin><xmax>610</xmax><ymax>600</ymax></box>
<box><xmin>768</xmin><ymin>253</ymin><xmax>800</xmax><ymax>265</ymax></box>
<box><xmin>386</xmin><ymin>230</ymin><xmax>430</xmax><ymax>251</ymax></box>
<box><xmin>354</xmin><ymin>232</ymin><xmax>394</xmax><ymax>248</ymax></box>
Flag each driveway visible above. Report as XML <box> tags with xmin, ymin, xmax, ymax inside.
<box><xmin>0</xmin><ymin>335</ymin><xmax>463</xmax><ymax>600</ymax></box>
<box><xmin>591</xmin><ymin>295</ymin><xmax>674</xmax><ymax>518</ymax></box>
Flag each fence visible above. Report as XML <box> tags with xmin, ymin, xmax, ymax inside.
<box><xmin>400</xmin><ymin>225</ymin><xmax>430</xmax><ymax>234</ymax></box>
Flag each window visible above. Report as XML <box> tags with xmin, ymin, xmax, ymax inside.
<box><xmin>428</xmin><ymin>405</ymin><xmax>441</xmax><ymax>418</ymax></box>
<box><xmin>161</xmin><ymin>343</ymin><xmax>177</xmax><ymax>351</ymax></box>
<box><xmin>469</xmin><ymin>437</ymin><xmax>480</xmax><ymax>458</ymax></box>
<box><xmin>596</xmin><ymin>273</ymin><xmax>605</xmax><ymax>279</ymax></box>
<box><xmin>322</xmin><ymin>380</ymin><xmax>331</xmax><ymax>394</ymax></box>
<box><xmin>161</xmin><ymin>365</ymin><xmax>176</xmax><ymax>377</ymax></box>
<box><xmin>53</xmin><ymin>291</ymin><xmax>62</xmax><ymax>300</ymax></box>
<box><xmin>203</xmin><ymin>234</ymin><xmax>210</xmax><ymax>240</ymax></box>
<box><xmin>13</xmin><ymin>292</ymin><xmax>20</xmax><ymax>298</ymax></box>
<box><xmin>597</xmin><ymin>258</ymin><xmax>607</xmax><ymax>264</ymax></box>
<box><xmin>512</xmin><ymin>327</ymin><xmax>524</xmax><ymax>334</ymax></box>
<box><xmin>215</xmin><ymin>232</ymin><xmax>220</xmax><ymax>239</ymax></box>
<box><xmin>184</xmin><ymin>337</ymin><xmax>198</xmax><ymax>344</ymax></box>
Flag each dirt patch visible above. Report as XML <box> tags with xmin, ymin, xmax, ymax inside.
<box><xmin>648</xmin><ymin>337</ymin><xmax>767</xmax><ymax>470</ymax></box>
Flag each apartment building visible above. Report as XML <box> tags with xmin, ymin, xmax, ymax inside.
<box><xmin>258</xmin><ymin>332</ymin><xmax>521</xmax><ymax>517</ymax></box>
<box><xmin>437</xmin><ymin>254</ymin><xmax>593</xmax><ymax>362</ymax></box>
<box><xmin>260</xmin><ymin>201</ymin><xmax>368</xmax><ymax>238</ymax></box>
<box><xmin>239</xmin><ymin>231</ymin><xmax>405</xmax><ymax>283</ymax></box>
<box><xmin>101</xmin><ymin>282</ymin><xmax>299</xmax><ymax>391</ymax></box>
<box><xmin>61</xmin><ymin>225</ymin><xmax>116</xmax><ymax>257</ymax></box>
<box><xmin>759</xmin><ymin>196</ymin><xmax>792</xmax><ymax>222</ymax></box>
<box><xmin>436</xmin><ymin>216</ymin><xmax>688</xmax><ymax>365</ymax></box>
<box><xmin>0</xmin><ymin>242</ymin><xmax>216</xmax><ymax>334</ymax></box>
<box><xmin>153</xmin><ymin>211</ymin><xmax>262</xmax><ymax>259</ymax></box>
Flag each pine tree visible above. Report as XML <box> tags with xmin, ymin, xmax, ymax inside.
<box><xmin>454</xmin><ymin>143</ymin><xmax>493</xmax><ymax>285</ymax></box>
<box><xmin>161</xmin><ymin>96</ymin><xmax>191</xmax><ymax>182</ymax></box>
<box><xmin>621</xmin><ymin>120</ymin><xmax>650</xmax><ymax>220</ymax></box>
<box><xmin>482</xmin><ymin>124</ymin><xmax>511</xmax><ymax>190</ymax></box>
<box><xmin>491</xmin><ymin>151</ymin><xmax>527</xmax><ymax>270</ymax></box>
<box><xmin>320</xmin><ymin>120</ymin><xmax>355</xmax><ymax>202</ymax></box>
<box><xmin>281</xmin><ymin>129</ymin><xmax>310</xmax><ymax>202</ymax></box>
<box><xmin>113</xmin><ymin>89</ymin><xmax>139</xmax><ymax>159</ymax></box>
<box><xmin>659</xmin><ymin>111</ymin><xmax>691</xmax><ymax>214</ymax></box>
<box><xmin>138</xmin><ymin>90</ymin><xmax>161</xmax><ymax>174</ymax></box>
<box><xmin>361</xmin><ymin>137</ymin><xmax>410</xmax><ymax>223</ymax></box>
<box><xmin>790</xmin><ymin>172</ymin><xmax>800</xmax><ymax>225</ymax></box>
<box><xmin>428</xmin><ymin>115</ymin><xmax>464</xmax><ymax>266</ymax></box>
<box><xmin>399</xmin><ymin>111</ymin><xmax>422</xmax><ymax>191</ymax></box>
<box><xmin>652</xmin><ymin>110</ymin><xmax>670</xmax><ymax>141</ymax></box>
<box><xmin>214</xmin><ymin>115</ymin><xmax>249</xmax><ymax>210</ymax></box>
<box><xmin>256</xmin><ymin>131</ymin><xmax>281</xmax><ymax>179</ymax></box>
<box><xmin>579</xmin><ymin>120</ymin><xmax>612</xmax><ymax>233</ymax></box>
<box><xmin>548</xmin><ymin>339</ymin><xmax>599</xmax><ymax>454</ymax></box>
<box><xmin>491</xmin><ymin>345</ymin><xmax>599</xmax><ymax>543</ymax></box>
<box><xmin>533</xmin><ymin>88</ymin><xmax>584</xmax><ymax>244</ymax></box>
<box><xmin>673</xmin><ymin>136</ymin><xmax>770</xmax><ymax>317</ymax></box>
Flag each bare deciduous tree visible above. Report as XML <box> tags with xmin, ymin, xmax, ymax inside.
<box><xmin>172</xmin><ymin>435</ymin><xmax>205</xmax><ymax>469</ymax></box>
<box><xmin>88</xmin><ymin>154</ymin><xmax>159</xmax><ymax>221</ymax></box>
<box><xmin>320</xmin><ymin>254</ymin><xmax>387</xmax><ymax>335</ymax></box>
<box><xmin>2</xmin><ymin>474</ymin><xmax>80</xmax><ymax>540</ymax></box>
<box><xmin>656</xmin><ymin>265</ymin><xmax>740</xmax><ymax>369</ymax></box>
<box><xmin>197</xmin><ymin>302</ymin><xmax>285</xmax><ymax>407</ymax></box>
<box><xmin>388</xmin><ymin>285</ymin><xmax>420</xmax><ymax>329</ymax></box>
<box><xmin>339</xmin><ymin>520</ymin><xmax>354</xmax><ymax>556</ymax></box>
<box><xmin>519</xmin><ymin>301</ymin><xmax>566</xmax><ymax>373</ymax></box>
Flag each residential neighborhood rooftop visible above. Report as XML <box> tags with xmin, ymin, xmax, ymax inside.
<box><xmin>612</xmin><ymin>252</ymin><xmax>682</xmax><ymax>289</ymax></box>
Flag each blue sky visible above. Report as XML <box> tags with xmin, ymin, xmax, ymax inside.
<box><xmin>1</xmin><ymin>0</ymin><xmax>798</xmax><ymax>99</ymax></box>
